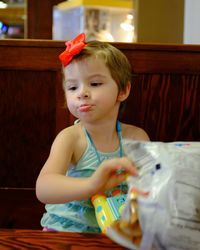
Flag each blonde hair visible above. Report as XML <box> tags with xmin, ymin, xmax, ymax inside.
<box><xmin>72</xmin><ymin>40</ymin><xmax>132</xmax><ymax>92</ymax></box>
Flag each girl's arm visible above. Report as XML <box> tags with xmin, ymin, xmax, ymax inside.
<box><xmin>36</xmin><ymin>127</ymin><xmax>92</xmax><ymax>204</ymax></box>
<box><xmin>36</xmin><ymin>128</ymin><xmax>137</xmax><ymax>204</ymax></box>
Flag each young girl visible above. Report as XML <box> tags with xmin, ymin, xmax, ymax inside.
<box><xmin>36</xmin><ymin>33</ymin><xmax>149</xmax><ymax>233</ymax></box>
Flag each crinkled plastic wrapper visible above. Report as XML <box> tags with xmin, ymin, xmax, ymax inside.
<box><xmin>106</xmin><ymin>141</ymin><xmax>200</xmax><ymax>250</ymax></box>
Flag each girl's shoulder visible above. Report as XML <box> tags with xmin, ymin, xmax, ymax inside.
<box><xmin>53</xmin><ymin>123</ymin><xmax>84</xmax><ymax>147</ymax></box>
<box><xmin>54</xmin><ymin>123</ymin><xmax>87</xmax><ymax>160</ymax></box>
<box><xmin>56</xmin><ymin>123</ymin><xmax>78</xmax><ymax>138</ymax></box>
<box><xmin>120</xmin><ymin>123</ymin><xmax>150</xmax><ymax>141</ymax></box>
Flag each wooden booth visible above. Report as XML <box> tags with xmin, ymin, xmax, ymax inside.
<box><xmin>0</xmin><ymin>39</ymin><xmax>199</xmax><ymax>229</ymax></box>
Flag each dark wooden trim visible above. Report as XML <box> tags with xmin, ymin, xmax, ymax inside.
<box><xmin>1</xmin><ymin>40</ymin><xmax>200</xmax><ymax>73</ymax></box>
<box><xmin>27</xmin><ymin>0</ymin><xmax>63</xmax><ymax>39</ymax></box>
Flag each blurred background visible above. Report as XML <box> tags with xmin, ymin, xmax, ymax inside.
<box><xmin>0</xmin><ymin>0</ymin><xmax>200</xmax><ymax>43</ymax></box>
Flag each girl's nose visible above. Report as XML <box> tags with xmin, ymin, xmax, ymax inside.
<box><xmin>78</xmin><ymin>87</ymin><xmax>90</xmax><ymax>98</ymax></box>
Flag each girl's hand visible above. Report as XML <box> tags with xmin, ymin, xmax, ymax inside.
<box><xmin>88</xmin><ymin>156</ymin><xmax>137</xmax><ymax>195</ymax></box>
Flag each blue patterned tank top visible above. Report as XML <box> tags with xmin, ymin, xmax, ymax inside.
<box><xmin>40</xmin><ymin>124</ymin><xmax>127</xmax><ymax>233</ymax></box>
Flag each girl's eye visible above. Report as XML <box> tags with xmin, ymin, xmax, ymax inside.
<box><xmin>91</xmin><ymin>82</ymin><xmax>102</xmax><ymax>87</ymax></box>
<box><xmin>68</xmin><ymin>86</ymin><xmax>77</xmax><ymax>91</ymax></box>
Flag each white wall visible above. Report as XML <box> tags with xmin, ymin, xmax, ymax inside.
<box><xmin>184</xmin><ymin>0</ymin><xmax>200</xmax><ymax>44</ymax></box>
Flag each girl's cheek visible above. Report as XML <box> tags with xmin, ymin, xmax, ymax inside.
<box><xmin>66</xmin><ymin>99</ymin><xmax>72</xmax><ymax>110</ymax></box>
<box><xmin>67</xmin><ymin>100</ymin><xmax>77</xmax><ymax>113</ymax></box>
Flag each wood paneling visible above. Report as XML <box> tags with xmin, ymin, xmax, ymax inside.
<box><xmin>122</xmin><ymin>73</ymin><xmax>200</xmax><ymax>141</ymax></box>
<box><xmin>0</xmin><ymin>70</ymin><xmax>56</xmax><ymax>187</ymax></box>
<box><xmin>0</xmin><ymin>189</ymin><xmax>43</xmax><ymax>229</ymax></box>
<box><xmin>0</xmin><ymin>40</ymin><xmax>199</xmax><ymax>229</ymax></box>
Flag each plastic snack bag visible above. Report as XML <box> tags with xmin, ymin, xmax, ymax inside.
<box><xmin>106</xmin><ymin>140</ymin><xmax>200</xmax><ymax>250</ymax></box>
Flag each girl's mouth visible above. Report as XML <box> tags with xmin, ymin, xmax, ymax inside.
<box><xmin>79</xmin><ymin>105</ymin><xmax>92</xmax><ymax>112</ymax></box>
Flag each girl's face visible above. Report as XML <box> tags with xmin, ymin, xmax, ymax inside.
<box><xmin>63</xmin><ymin>56</ymin><xmax>123</xmax><ymax>123</ymax></box>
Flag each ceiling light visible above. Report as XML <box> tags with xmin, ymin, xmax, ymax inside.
<box><xmin>0</xmin><ymin>1</ymin><xmax>7</xmax><ymax>8</ymax></box>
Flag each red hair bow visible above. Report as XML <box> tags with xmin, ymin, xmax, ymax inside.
<box><xmin>59</xmin><ymin>33</ymin><xmax>86</xmax><ymax>67</ymax></box>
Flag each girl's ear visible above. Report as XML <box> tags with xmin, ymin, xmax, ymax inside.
<box><xmin>117</xmin><ymin>81</ymin><xmax>131</xmax><ymax>102</ymax></box>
